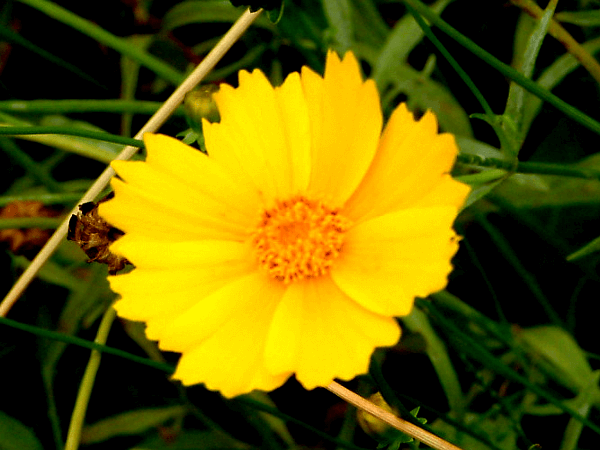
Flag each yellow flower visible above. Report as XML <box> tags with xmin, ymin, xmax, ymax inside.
<box><xmin>99</xmin><ymin>50</ymin><xmax>471</xmax><ymax>398</ymax></box>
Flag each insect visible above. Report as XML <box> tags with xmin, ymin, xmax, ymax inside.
<box><xmin>67</xmin><ymin>194</ymin><xmax>130</xmax><ymax>275</ymax></box>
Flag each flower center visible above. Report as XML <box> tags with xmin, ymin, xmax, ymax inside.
<box><xmin>252</xmin><ymin>196</ymin><xmax>352</xmax><ymax>283</ymax></box>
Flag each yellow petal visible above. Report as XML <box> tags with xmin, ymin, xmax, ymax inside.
<box><xmin>109</xmin><ymin>243</ymin><xmax>254</xmax><ymax>327</ymax></box>
<box><xmin>156</xmin><ymin>272</ymin><xmax>285</xmax><ymax>353</ymax></box>
<box><xmin>345</xmin><ymin>104</ymin><xmax>468</xmax><ymax>221</ymax></box>
<box><xmin>142</xmin><ymin>133</ymin><xmax>262</xmax><ymax>218</ymax></box>
<box><xmin>100</xmin><ymin>133</ymin><xmax>260</xmax><ymax>236</ymax></box>
<box><xmin>302</xmin><ymin>51</ymin><xmax>382</xmax><ymax>206</ymax></box>
<box><xmin>204</xmin><ymin>68</ymin><xmax>311</xmax><ymax>202</ymax></box>
<box><xmin>109</xmin><ymin>236</ymin><xmax>252</xmax><ymax>269</ymax></box>
<box><xmin>100</xmin><ymin>177</ymin><xmax>249</xmax><ymax>241</ymax></box>
<box><xmin>112</xmin><ymin>270</ymin><xmax>243</xmax><ymax>341</ymax></box>
<box><xmin>417</xmin><ymin>175</ymin><xmax>472</xmax><ymax>209</ymax></box>
<box><xmin>274</xmin><ymin>72</ymin><xmax>312</xmax><ymax>193</ymax></box>
<box><xmin>331</xmin><ymin>206</ymin><xmax>460</xmax><ymax>317</ymax></box>
<box><xmin>171</xmin><ymin>272</ymin><xmax>291</xmax><ymax>397</ymax></box>
<box><xmin>264</xmin><ymin>276</ymin><xmax>400</xmax><ymax>389</ymax></box>
<box><xmin>100</xmin><ymin>133</ymin><xmax>261</xmax><ymax>241</ymax></box>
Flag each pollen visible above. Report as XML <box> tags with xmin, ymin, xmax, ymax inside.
<box><xmin>252</xmin><ymin>196</ymin><xmax>353</xmax><ymax>283</ymax></box>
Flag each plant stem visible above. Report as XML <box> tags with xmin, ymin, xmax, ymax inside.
<box><xmin>64</xmin><ymin>307</ymin><xmax>116</xmax><ymax>450</ymax></box>
<box><xmin>403</xmin><ymin>2</ymin><xmax>493</xmax><ymax>119</ymax></box>
<box><xmin>456</xmin><ymin>153</ymin><xmax>600</xmax><ymax>180</ymax></box>
<box><xmin>0</xmin><ymin>315</ymin><xmax>175</xmax><ymax>373</ymax></box>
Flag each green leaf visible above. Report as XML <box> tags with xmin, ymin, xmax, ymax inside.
<box><xmin>493</xmin><ymin>152</ymin><xmax>600</xmax><ymax>208</ymax></box>
<box><xmin>555</xmin><ymin>9</ymin><xmax>600</xmax><ymax>26</ymax></box>
<box><xmin>120</xmin><ymin>36</ymin><xmax>150</xmax><ymax>138</ymax></box>
<box><xmin>0</xmin><ymin>99</ymin><xmax>183</xmax><ymax>115</ymax></box>
<box><xmin>229</xmin><ymin>0</ymin><xmax>282</xmax><ymax>13</ymax></box>
<box><xmin>505</xmin><ymin>3</ymin><xmax>555</xmax><ymax>152</ymax></box>
<box><xmin>560</xmin><ymin>371</ymin><xmax>600</xmax><ymax>450</ymax></box>
<box><xmin>80</xmin><ymin>406</ymin><xmax>187</xmax><ymax>444</ymax></box>
<box><xmin>133</xmin><ymin>429</ymin><xmax>250</xmax><ymax>450</ymax></box>
<box><xmin>349</xmin><ymin>0</ymin><xmax>389</xmax><ymax>48</ymax></box>
<box><xmin>403</xmin><ymin>308</ymin><xmax>465</xmax><ymax>415</ymax></box>
<box><xmin>567</xmin><ymin>234</ymin><xmax>600</xmax><ymax>261</ymax></box>
<box><xmin>455</xmin><ymin>137</ymin><xmax>510</xmax><ymax>208</ymax></box>
<box><xmin>521</xmin><ymin>36</ymin><xmax>600</xmax><ymax>139</ymax></box>
<box><xmin>516</xmin><ymin>326</ymin><xmax>595</xmax><ymax>394</ymax></box>
<box><xmin>122</xmin><ymin>320</ymin><xmax>166</xmax><ymax>363</ymax></box>
<box><xmin>11</xmin><ymin>254</ymin><xmax>86</xmax><ymax>291</ymax></box>
<box><xmin>162</xmin><ymin>1</ymin><xmax>274</xmax><ymax>31</ymax></box>
<box><xmin>0</xmin><ymin>411</ymin><xmax>43</xmax><ymax>450</ymax></box>
<box><xmin>379</xmin><ymin>65</ymin><xmax>472</xmax><ymax>138</ymax></box>
<box><xmin>0</xmin><ymin>192</ymin><xmax>83</xmax><ymax>208</ymax></box>
<box><xmin>39</xmin><ymin>115</ymin><xmax>126</xmax><ymax>159</ymax></box>
<box><xmin>372</xmin><ymin>0</ymin><xmax>451</xmax><ymax>89</ymax></box>
<box><xmin>246</xmin><ymin>391</ymin><xmax>295</xmax><ymax>446</ymax></box>
<box><xmin>433</xmin><ymin>412</ymin><xmax>518</xmax><ymax>450</ymax></box>
<box><xmin>0</xmin><ymin>112</ymin><xmax>132</xmax><ymax>163</ymax></box>
<box><xmin>322</xmin><ymin>0</ymin><xmax>354</xmax><ymax>53</ymax></box>
<box><xmin>266</xmin><ymin>0</ymin><xmax>285</xmax><ymax>23</ymax></box>
<box><xmin>205</xmin><ymin>43</ymin><xmax>269</xmax><ymax>82</ymax></box>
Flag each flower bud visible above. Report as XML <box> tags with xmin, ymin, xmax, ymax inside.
<box><xmin>184</xmin><ymin>85</ymin><xmax>220</xmax><ymax>129</ymax></box>
<box><xmin>357</xmin><ymin>392</ymin><xmax>397</xmax><ymax>437</ymax></box>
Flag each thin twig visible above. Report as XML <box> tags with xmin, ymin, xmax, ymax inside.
<box><xmin>0</xmin><ymin>8</ymin><xmax>262</xmax><ymax>317</ymax></box>
<box><xmin>327</xmin><ymin>381</ymin><xmax>464</xmax><ymax>450</ymax></box>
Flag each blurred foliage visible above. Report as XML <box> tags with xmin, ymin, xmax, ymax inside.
<box><xmin>1</xmin><ymin>0</ymin><xmax>600</xmax><ymax>450</ymax></box>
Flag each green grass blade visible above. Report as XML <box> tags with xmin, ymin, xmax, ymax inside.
<box><xmin>323</xmin><ymin>0</ymin><xmax>354</xmax><ymax>53</ymax></box>
<box><xmin>0</xmin><ymin>137</ymin><xmax>63</xmax><ymax>192</ymax></box>
<box><xmin>16</xmin><ymin>0</ymin><xmax>184</xmax><ymax>85</ymax></box>
<box><xmin>0</xmin><ymin>126</ymin><xmax>142</xmax><ymax>148</ymax></box>
<box><xmin>373</xmin><ymin>0</ymin><xmax>452</xmax><ymax>89</ymax></box>
<box><xmin>0</xmin><ymin>99</ymin><xmax>185</xmax><ymax>115</ymax></box>
<box><xmin>403</xmin><ymin>0</ymin><xmax>600</xmax><ymax>137</ymax></box>
<box><xmin>0</xmin><ymin>315</ymin><xmax>175</xmax><ymax>373</ymax></box>
<box><xmin>505</xmin><ymin>2</ymin><xmax>555</xmax><ymax>152</ymax></box>
<box><xmin>0</xmin><ymin>23</ymin><xmax>106</xmax><ymax>90</ymax></box>
<box><xmin>0</xmin><ymin>192</ymin><xmax>84</xmax><ymax>207</ymax></box>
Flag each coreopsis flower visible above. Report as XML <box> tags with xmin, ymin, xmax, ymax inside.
<box><xmin>99</xmin><ymin>50</ymin><xmax>470</xmax><ymax>398</ymax></box>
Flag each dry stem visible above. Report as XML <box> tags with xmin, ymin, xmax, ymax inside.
<box><xmin>327</xmin><ymin>381</ymin><xmax>464</xmax><ymax>450</ymax></box>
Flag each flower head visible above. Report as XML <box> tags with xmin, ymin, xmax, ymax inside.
<box><xmin>99</xmin><ymin>51</ymin><xmax>470</xmax><ymax>397</ymax></box>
